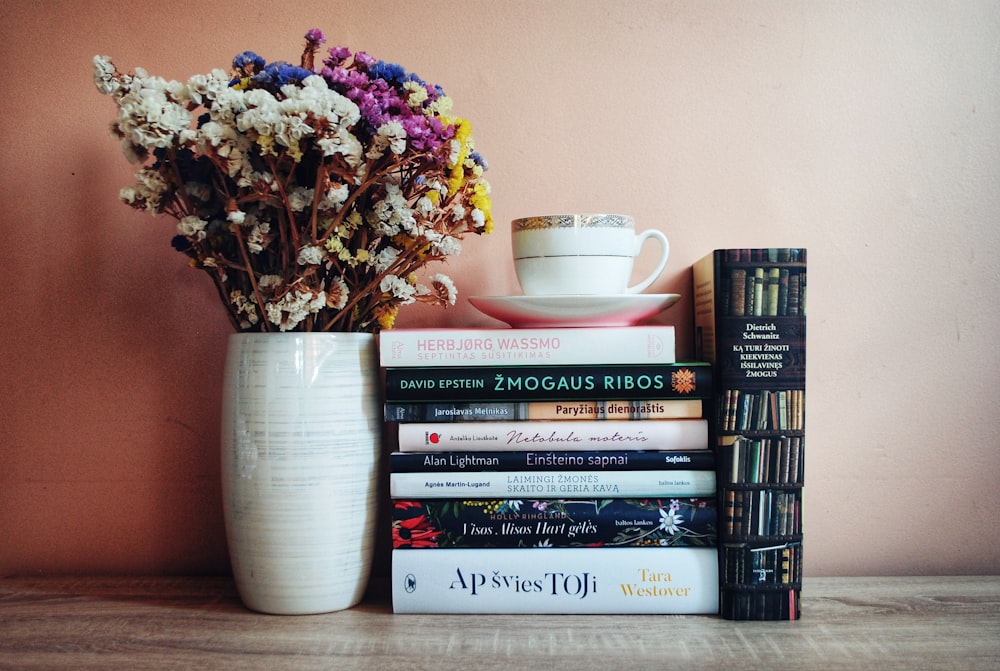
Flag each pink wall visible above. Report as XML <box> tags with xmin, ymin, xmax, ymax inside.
<box><xmin>2</xmin><ymin>1</ymin><xmax>999</xmax><ymax>578</ymax></box>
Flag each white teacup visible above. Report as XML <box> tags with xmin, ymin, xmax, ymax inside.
<box><xmin>512</xmin><ymin>214</ymin><xmax>669</xmax><ymax>296</ymax></box>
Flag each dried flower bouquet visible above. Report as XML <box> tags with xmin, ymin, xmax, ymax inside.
<box><xmin>94</xmin><ymin>29</ymin><xmax>492</xmax><ymax>332</ymax></box>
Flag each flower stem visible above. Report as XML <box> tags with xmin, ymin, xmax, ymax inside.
<box><xmin>231</xmin><ymin>224</ymin><xmax>270</xmax><ymax>332</ymax></box>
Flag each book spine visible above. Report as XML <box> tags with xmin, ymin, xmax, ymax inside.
<box><xmin>384</xmin><ymin>398</ymin><xmax>704</xmax><ymax>422</ymax></box>
<box><xmin>766</xmin><ymin>267</ymin><xmax>780</xmax><ymax>316</ymax></box>
<box><xmin>391</xmin><ymin>547</ymin><xmax>719</xmax><ymax>614</ymax></box>
<box><xmin>752</xmin><ymin>267</ymin><xmax>764</xmax><ymax>316</ymax></box>
<box><xmin>730</xmin><ymin>269</ymin><xmax>745</xmax><ymax>316</ymax></box>
<box><xmin>392</xmin><ymin>497</ymin><xmax>717</xmax><ymax>549</ymax></box>
<box><xmin>379</xmin><ymin>326</ymin><xmax>675</xmax><ymax>367</ymax></box>
<box><xmin>721</xmin><ymin>436</ymin><xmax>803</xmax><ymax>485</ymax></box>
<box><xmin>711</xmin><ymin>262</ymin><xmax>807</xmax><ymax>318</ymax></box>
<box><xmin>724</xmin><ymin>488</ymin><xmax>801</xmax><ymax>540</ymax></box>
<box><xmin>384</xmin><ymin>363</ymin><xmax>712</xmax><ymax>402</ymax></box>
<box><xmin>389</xmin><ymin>449</ymin><xmax>716</xmax><ymax>472</ymax></box>
<box><xmin>390</xmin><ymin>469</ymin><xmax>717</xmax><ymax>498</ymax></box>
<box><xmin>396</xmin><ymin>419</ymin><xmax>708</xmax><ymax>452</ymax></box>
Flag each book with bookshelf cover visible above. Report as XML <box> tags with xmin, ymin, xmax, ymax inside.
<box><xmin>391</xmin><ymin>546</ymin><xmax>719</xmax><ymax>613</ymax></box>
<box><xmin>384</xmin><ymin>362</ymin><xmax>711</xmax><ymax>402</ymax></box>
<box><xmin>396</xmin><ymin>418</ymin><xmax>708</xmax><ymax>452</ymax></box>
<box><xmin>389</xmin><ymin>449</ymin><xmax>716</xmax><ymax>472</ymax></box>
<box><xmin>693</xmin><ymin>247</ymin><xmax>806</xmax><ymax>621</ymax></box>
<box><xmin>390</xmin><ymin>469</ymin><xmax>717</xmax><ymax>498</ymax></box>
<box><xmin>392</xmin><ymin>497</ymin><xmax>717</xmax><ymax>549</ymax></box>
<box><xmin>379</xmin><ymin>326</ymin><xmax>675</xmax><ymax>367</ymax></box>
<box><xmin>384</xmin><ymin>398</ymin><xmax>704</xmax><ymax>423</ymax></box>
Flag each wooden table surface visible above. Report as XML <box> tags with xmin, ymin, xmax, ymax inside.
<box><xmin>1</xmin><ymin>576</ymin><xmax>998</xmax><ymax>670</ymax></box>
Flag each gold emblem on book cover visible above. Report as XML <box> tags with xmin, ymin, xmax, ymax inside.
<box><xmin>671</xmin><ymin>368</ymin><xmax>697</xmax><ymax>395</ymax></box>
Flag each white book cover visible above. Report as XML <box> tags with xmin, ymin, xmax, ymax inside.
<box><xmin>389</xmin><ymin>469</ymin><xmax>716</xmax><ymax>498</ymax></box>
<box><xmin>378</xmin><ymin>326</ymin><xmax>675</xmax><ymax>367</ymax></box>
<box><xmin>392</xmin><ymin>547</ymin><xmax>719</xmax><ymax>614</ymax></box>
<box><xmin>397</xmin><ymin>419</ymin><xmax>708</xmax><ymax>452</ymax></box>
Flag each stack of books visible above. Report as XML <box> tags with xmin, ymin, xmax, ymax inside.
<box><xmin>379</xmin><ymin>326</ymin><xmax>721</xmax><ymax>614</ymax></box>
<box><xmin>693</xmin><ymin>248</ymin><xmax>807</xmax><ymax>620</ymax></box>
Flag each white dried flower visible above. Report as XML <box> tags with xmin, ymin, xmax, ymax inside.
<box><xmin>177</xmin><ymin>215</ymin><xmax>208</xmax><ymax>240</ymax></box>
<box><xmin>297</xmin><ymin>245</ymin><xmax>325</xmax><ymax>266</ymax></box>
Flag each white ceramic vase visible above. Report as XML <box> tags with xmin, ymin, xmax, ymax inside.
<box><xmin>221</xmin><ymin>332</ymin><xmax>381</xmax><ymax>614</ymax></box>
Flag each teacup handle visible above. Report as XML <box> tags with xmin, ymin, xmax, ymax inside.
<box><xmin>626</xmin><ymin>230</ymin><xmax>670</xmax><ymax>294</ymax></box>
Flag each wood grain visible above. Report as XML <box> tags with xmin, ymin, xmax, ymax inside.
<box><xmin>1</xmin><ymin>576</ymin><xmax>998</xmax><ymax>670</ymax></box>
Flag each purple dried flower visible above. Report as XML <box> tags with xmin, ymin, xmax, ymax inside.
<box><xmin>324</xmin><ymin>46</ymin><xmax>352</xmax><ymax>67</ymax></box>
<box><xmin>304</xmin><ymin>28</ymin><xmax>326</xmax><ymax>44</ymax></box>
<box><xmin>354</xmin><ymin>51</ymin><xmax>376</xmax><ymax>70</ymax></box>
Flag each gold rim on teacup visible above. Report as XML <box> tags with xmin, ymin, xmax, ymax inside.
<box><xmin>512</xmin><ymin>214</ymin><xmax>635</xmax><ymax>231</ymax></box>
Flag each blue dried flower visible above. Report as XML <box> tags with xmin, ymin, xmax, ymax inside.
<box><xmin>253</xmin><ymin>61</ymin><xmax>314</xmax><ymax>87</ymax></box>
<box><xmin>232</xmin><ymin>51</ymin><xmax>265</xmax><ymax>72</ymax></box>
<box><xmin>470</xmin><ymin>152</ymin><xmax>488</xmax><ymax>169</ymax></box>
<box><xmin>368</xmin><ymin>60</ymin><xmax>411</xmax><ymax>85</ymax></box>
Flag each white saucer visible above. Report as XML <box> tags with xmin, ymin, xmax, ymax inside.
<box><xmin>467</xmin><ymin>294</ymin><xmax>681</xmax><ymax>328</ymax></box>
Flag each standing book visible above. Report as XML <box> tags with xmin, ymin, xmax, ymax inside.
<box><xmin>693</xmin><ymin>247</ymin><xmax>806</xmax><ymax>621</ymax></box>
